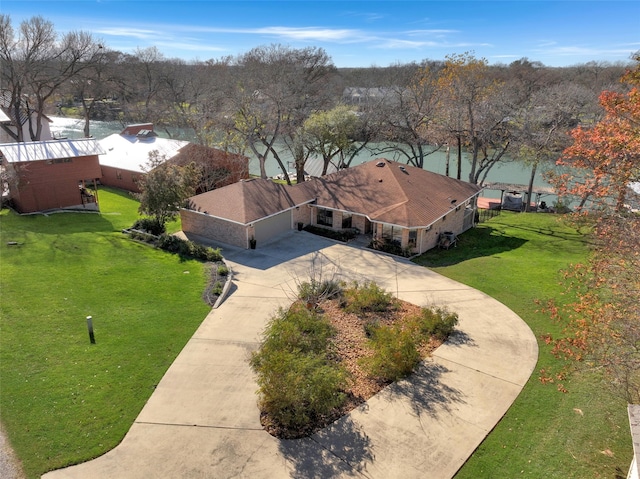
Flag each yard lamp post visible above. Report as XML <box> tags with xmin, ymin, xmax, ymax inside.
<box><xmin>86</xmin><ymin>315</ymin><xmax>96</xmax><ymax>344</ymax></box>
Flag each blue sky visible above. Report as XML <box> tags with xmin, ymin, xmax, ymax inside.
<box><xmin>2</xmin><ymin>1</ymin><xmax>639</xmax><ymax>67</ymax></box>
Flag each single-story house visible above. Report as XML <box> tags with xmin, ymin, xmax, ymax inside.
<box><xmin>98</xmin><ymin>124</ymin><xmax>189</xmax><ymax>192</ymax></box>
<box><xmin>98</xmin><ymin>124</ymin><xmax>249</xmax><ymax>193</ymax></box>
<box><xmin>182</xmin><ymin>177</ymin><xmax>315</xmax><ymax>248</ymax></box>
<box><xmin>182</xmin><ymin>159</ymin><xmax>482</xmax><ymax>253</ymax></box>
<box><xmin>0</xmin><ymin>138</ymin><xmax>104</xmax><ymax>213</ymax></box>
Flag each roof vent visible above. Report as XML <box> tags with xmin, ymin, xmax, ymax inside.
<box><xmin>376</xmin><ymin>161</ymin><xmax>385</xmax><ymax>167</ymax></box>
<box><xmin>399</xmin><ymin>165</ymin><xmax>408</xmax><ymax>174</ymax></box>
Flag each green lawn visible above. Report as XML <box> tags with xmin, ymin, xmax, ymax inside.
<box><xmin>0</xmin><ymin>188</ymin><xmax>211</xmax><ymax>478</ymax></box>
<box><xmin>1</xmin><ymin>199</ymin><xmax>633</xmax><ymax>478</ymax></box>
<box><xmin>414</xmin><ymin>212</ymin><xmax>632</xmax><ymax>479</ymax></box>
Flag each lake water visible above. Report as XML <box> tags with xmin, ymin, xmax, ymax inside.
<box><xmin>50</xmin><ymin>116</ymin><xmax>558</xmax><ymax>202</ymax></box>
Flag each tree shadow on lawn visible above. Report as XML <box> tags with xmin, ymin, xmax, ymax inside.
<box><xmin>415</xmin><ymin>226</ymin><xmax>528</xmax><ymax>267</ymax></box>
<box><xmin>0</xmin><ymin>208</ymin><xmax>116</xmax><ymax>235</ymax></box>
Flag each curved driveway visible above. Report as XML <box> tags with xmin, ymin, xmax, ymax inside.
<box><xmin>44</xmin><ymin>231</ymin><xmax>538</xmax><ymax>479</ymax></box>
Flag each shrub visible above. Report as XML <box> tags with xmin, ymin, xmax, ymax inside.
<box><xmin>211</xmin><ymin>281</ymin><xmax>223</xmax><ymax>296</ymax></box>
<box><xmin>360</xmin><ymin>323</ymin><xmax>420</xmax><ymax>382</ymax></box>
<box><xmin>257</xmin><ymin>304</ymin><xmax>335</xmax><ymax>355</ymax></box>
<box><xmin>297</xmin><ymin>279</ymin><xmax>342</xmax><ymax>306</ymax></box>
<box><xmin>155</xmin><ymin>234</ymin><xmax>222</xmax><ymax>262</ymax></box>
<box><xmin>131</xmin><ymin>217</ymin><xmax>165</xmax><ymax>236</ymax></box>
<box><xmin>409</xmin><ymin>307</ymin><xmax>459</xmax><ymax>342</ymax></box>
<box><xmin>251</xmin><ymin>350</ymin><xmax>347</xmax><ymax>431</ymax></box>
<box><xmin>368</xmin><ymin>238</ymin><xmax>412</xmax><ymax>257</ymax></box>
<box><xmin>303</xmin><ymin>225</ymin><xmax>357</xmax><ymax>242</ymax></box>
<box><xmin>156</xmin><ymin>233</ymin><xmax>183</xmax><ymax>253</ymax></box>
<box><xmin>217</xmin><ymin>265</ymin><xmax>229</xmax><ymax>276</ymax></box>
<box><xmin>342</xmin><ymin>281</ymin><xmax>397</xmax><ymax>314</ymax></box>
<box><xmin>250</xmin><ymin>305</ymin><xmax>349</xmax><ymax>433</ymax></box>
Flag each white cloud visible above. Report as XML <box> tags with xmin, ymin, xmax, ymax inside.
<box><xmin>95</xmin><ymin>27</ymin><xmax>159</xmax><ymax>40</ymax></box>
<box><xmin>255</xmin><ymin>26</ymin><xmax>359</xmax><ymax>41</ymax></box>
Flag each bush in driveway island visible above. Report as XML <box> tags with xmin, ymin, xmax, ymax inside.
<box><xmin>250</xmin><ymin>279</ymin><xmax>460</xmax><ymax>438</ymax></box>
<box><xmin>249</xmin><ymin>304</ymin><xmax>349</xmax><ymax>437</ymax></box>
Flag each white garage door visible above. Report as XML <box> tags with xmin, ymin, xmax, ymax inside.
<box><xmin>254</xmin><ymin>211</ymin><xmax>292</xmax><ymax>243</ymax></box>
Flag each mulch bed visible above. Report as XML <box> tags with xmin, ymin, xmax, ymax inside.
<box><xmin>260</xmin><ymin>298</ymin><xmax>443</xmax><ymax>439</ymax></box>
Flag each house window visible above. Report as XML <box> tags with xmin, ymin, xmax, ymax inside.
<box><xmin>317</xmin><ymin>208</ymin><xmax>333</xmax><ymax>227</ymax></box>
<box><xmin>48</xmin><ymin>158</ymin><xmax>72</xmax><ymax>164</ymax></box>
<box><xmin>116</xmin><ymin>170</ymin><xmax>122</xmax><ymax>180</ymax></box>
<box><xmin>342</xmin><ymin>212</ymin><xmax>352</xmax><ymax>229</ymax></box>
<box><xmin>408</xmin><ymin>230</ymin><xmax>417</xmax><ymax>247</ymax></box>
<box><xmin>381</xmin><ymin>224</ymin><xmax>402</xmax><ymax>244</ymax></box>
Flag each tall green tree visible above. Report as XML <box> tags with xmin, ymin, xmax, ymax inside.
<box><xmin>136</xmin><ymin>151</ymin><xmax>198</xmax><ymax>227</ymax></box>
<box><xmin>303</xmin><ymin>105</ymin><xmax>359</xmax><ymax>176</ymax></box>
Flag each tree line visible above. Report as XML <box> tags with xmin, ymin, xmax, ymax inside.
<box><xmin>1</xmin><ymin>15</ymin><xmax>633</xmax><ymax>195</ymax></box>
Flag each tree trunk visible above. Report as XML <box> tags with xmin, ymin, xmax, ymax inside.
<box><xmin>445</xmin><ymin>145</ymin><xmax>450</xmax><ymax>177</ymax></box>
<box><xmin>525</xmin><ymin>161</ymin><xmax>538</xmax><ymax>212</ymax></box>
<box><xmin>456</xmin><ymin>135</ymin><xmax>462</xmax><ymax>180</ymax></box>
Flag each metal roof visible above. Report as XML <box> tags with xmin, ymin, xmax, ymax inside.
<box><xmin>0</xmin><ymin>138</ymin><xmax>105</xmax><ymax>163</ymax></box>
<box><xmin>98</xmin><ymin>133</ymin><xmax>189</xmax><ymax>173</ymax></box>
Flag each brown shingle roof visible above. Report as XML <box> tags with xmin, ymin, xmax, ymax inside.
<box><xmin>185</xmin><ymin>159</ymin><xmax>482</xmax><ymax>228</ymax></box>
<box><xmin>302</xmin><ymin>159</ymin><xmax>482</xmax><ymax>228</ymax></box>
<box><xmin>186</xmin><ymin>178</ymin><xmax>313</xmax><ymax>224</ymax></box>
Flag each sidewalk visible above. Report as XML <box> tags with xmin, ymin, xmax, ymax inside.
<box><xmin>43</xmin><ymin>231</ymin><xmax>538</xmax><ymax>479</ymax></box>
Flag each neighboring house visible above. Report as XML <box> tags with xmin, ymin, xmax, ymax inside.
<box><xmin>98</xmin><ymin>125</ymin><xmax>249</xmax><ymax>193</ymax></box>
<box><xmin>98</xmin><ymin>124</ymin><xmax>189</xmax><ymax>192</ymax></box>
<box><xmin>342</xmin><ymin>87</ymin><xmax>400</xmax><ymax>106</ymax></box>
<box><xmin>0</xmin><ymin>138</ymin><xmax>104</xmax><ymax>213</ymax></box>
<box><xmin>0</xmin><ymin>92</ymin><xmax>53</xmax><ymax>143</ymax></box>
<box><xmin>182</xmin><ymin>159</ymin><xmax>482</xmax><ymax>252</ymax></box>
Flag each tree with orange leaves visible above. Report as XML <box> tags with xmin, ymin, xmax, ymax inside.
<box><xmin>544</xmin><ymin>53</ymin><xmax>640</xmax><ymax>402</ymax></box>
<box><xmin>549</xmin><ymin>53</ymin><xmax>640</xmax><ymax>211</ymax></box>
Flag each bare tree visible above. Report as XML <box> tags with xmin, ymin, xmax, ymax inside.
<box><xmin>68</xmin><ymin>48</ymin><xmax>124</xmax><ymax>137</ymax></box>
<box><xmin>0</xmin><ymin>15</ymin><xmax>103</xmax><ymax>141</ymax></box>
<box><xmin>435</xmin><ymin>52</ymin><xmax>504</xmax><ymax>183</ymax></box>
<box><xmin>160</xmin><ymin>57</ymin><xmax>232</xmax><ymax>144</ymax></box>
<box><xmin>515</xmin><ymin>82</ymin><xmax>596</xmax><ymax>209</ymax></box>
<box><xmin>222</xmin><ymin>44</ymin><xmax>335</xmax><ymax>183</ymax></box>
<box><xmin>370</xmin><ymin>66</ymin><xmax>442</xmax><ymax>168</ymax></box>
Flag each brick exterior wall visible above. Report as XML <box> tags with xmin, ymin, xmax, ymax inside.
<box><xmin>100</xmin><ymin>166</ymin><xmax>141</xmax><ymax>193</ymax></box>
<box><xmin>180</xmin><ymin>209</ymin><xmax>249</xmax><ymax>248</ymax></box>
<box><xmin>6</xmin><ymin>156</ymin><xmax>101</xmax><ymax>213</ymax></box>
<box><xmin>307</xmin><ymin>202</ymin><xmax>475</xmax><ymax>255</ymax></box>
<box><xmin>292</xmin><ymin>204</ymin><xmax>312</xmax><ymax>227</ymax></box>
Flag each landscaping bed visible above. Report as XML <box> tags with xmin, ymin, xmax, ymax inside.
<box><xmin>252</xmin><ymin>281</ymin><xmax>456</xmax><ymax>439</ymax></box>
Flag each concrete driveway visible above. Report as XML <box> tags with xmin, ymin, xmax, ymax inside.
<box><xmin>43</xmin><ymin>230</ymin><xmax>538</xmax><ymax>479</ymax></box>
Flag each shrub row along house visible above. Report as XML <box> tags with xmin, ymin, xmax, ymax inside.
<box><xmin>0</xmin><ymin>124</ymin><xmax>249</xmax><ymax>213</ymax></box>
<box><xmin>181</xmin><ymin>159</ymin><xmax>482</xmax><ymax>255</ymax></box>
